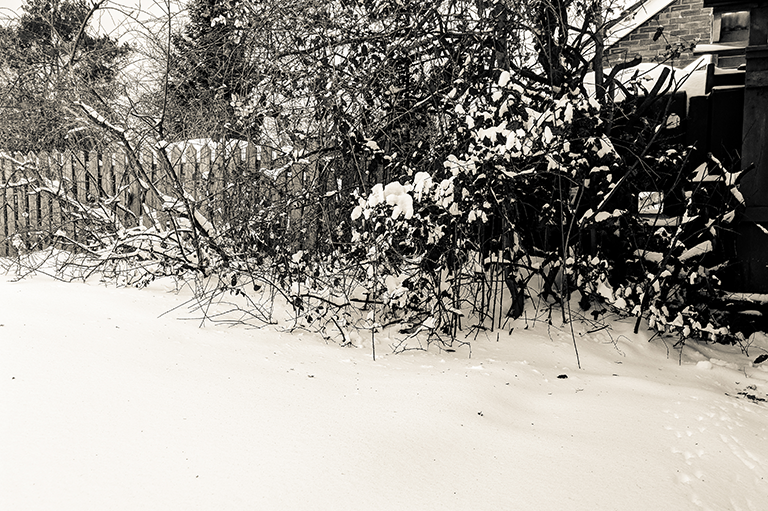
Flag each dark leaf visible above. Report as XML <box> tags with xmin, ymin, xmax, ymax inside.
<box><xmin>754</xmin><ymin>354</ymin><xmax>768</xmax><ymax>365</ymax></box>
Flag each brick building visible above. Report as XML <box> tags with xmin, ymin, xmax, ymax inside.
<box><xmin>604</xmin><ymin>0</ymin><xmax>750</xmax><ymax>68</ymax></box>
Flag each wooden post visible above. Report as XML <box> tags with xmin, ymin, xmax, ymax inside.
<box><xmin>726</xmin><ymin>2</ymin><xmax>768</xmax><ymax>290</ymax></box>
<box><xmin>739</xmin><ymin>5</ymin><xmax>768</xmax><ymax>207</ymax></box>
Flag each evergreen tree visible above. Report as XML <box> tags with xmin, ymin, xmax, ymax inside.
<box><xmin>165</xmin><ymin>0</ymin><xmax>260</xmax><ymax>142</ymax></box>
<box><xmin>0</xmin><ymin>0</ymin><xmax>130</xmax><ymax>152</ymax></box>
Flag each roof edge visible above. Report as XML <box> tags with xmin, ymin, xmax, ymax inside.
<box><xmin>605</xmin><ymin>0</ymin><xmax>679</xmax><ymax>48</ymax></box>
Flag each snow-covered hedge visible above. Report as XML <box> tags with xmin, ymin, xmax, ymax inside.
<box><xmin>341</xmin><ymin>69</ymin><xmax>754</xmax><ymax>345</ymax></box>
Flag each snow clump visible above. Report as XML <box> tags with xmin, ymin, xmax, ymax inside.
<box><xmin>352</xmin><ymin>178</ymin><xmax>422</xmax><ymax>222</ymax></box>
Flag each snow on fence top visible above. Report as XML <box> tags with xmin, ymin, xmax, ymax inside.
<box><xmin>158</xmin><ymin>139</ymin><xmax>251</xmax><ymax>163</ymax></box>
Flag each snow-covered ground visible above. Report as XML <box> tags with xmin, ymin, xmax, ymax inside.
<box><xmin>3</xmin><ymin>267</ymin><xmax>768</xmax><ymax>510</ymax></box>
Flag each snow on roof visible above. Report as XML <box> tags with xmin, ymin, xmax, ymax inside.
<box><xmin>583</xmin><ymin>55</ymin><xmax>712</xmax><ymax>106</ymax></box>
<box><xmin>605</xmin><ymin>0</ymin><xmax>678</xmax><ymax>49</ymax></box>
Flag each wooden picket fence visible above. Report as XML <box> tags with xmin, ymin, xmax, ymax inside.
<box><xmin>0</xmin><ymin>141</ymin><xmax>318</xmax><ymax>258</ymax></box>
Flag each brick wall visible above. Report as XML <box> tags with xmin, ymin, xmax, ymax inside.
<box><xmin>606</xmin><ymin>0</ymin><xmax>712</xmax><ymax>68</ymax></box>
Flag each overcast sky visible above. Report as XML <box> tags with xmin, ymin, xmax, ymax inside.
<box><xmin>0</xmin><ymin>0</ymin><xmax>184</xmax><ymax>43</ymax></box>
<box><xmin>0</xmin><ymin>0</ymin><xmax>21</xmax><ymax>16</ymax></box>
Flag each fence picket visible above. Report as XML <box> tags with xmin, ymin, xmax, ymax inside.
<box><xmin>183</xmin><ymin>145</ymin><xmax>197</xmax><ymax>200</ymax></box>
<box><xmin>36</xmin><ymin>152</ymin><xmax>51</xmax><ymax>235</ymax></box>
<box><xmin>209</xmin><ymin>145</ymin><xmax>225</xmax><ymax>226</ymax></box>
<box><xmin>0</xmin><ymin>140</ymin><xmax>318</xmax><ymax>258</ymax></box>
<box><xmin>5</xmin><ymin>186</ymin><xmax>17</xmax><ymax>256</ymax></box>
<box><xmin>0</xmin><ymin>157</ymin><xmax>8</xmax><ymax>256</ymax></box>
<box><xmin>140</xmin><ymin>148</ymin><xmax>158</xmax><ymax>229</ymax></box>
<box><xmin>27</xmin><ymin>181</ymin><xmax>38</xmax><ymax>246</ymax></box>
<box><xmin>246</xmin><ymin>143</ymin><xmax>258</xmax><ymax>172</ymax></box>
<box><xmin>112</xmin><ymin>149</ymin><xmax>129</xmax><ymax>228</ymax></box>
<box><xmin>39</xmin><ymin>185</ymin><xmax>51</xmax><ymax>234</ymax></box>
<box><xmin>126</xmin><ymin>148</ymin><xmax>142</xmax><ymax>226</ymax></box>
<box><xmin>0</xmin><ymin>192</ymin><xmax>5</xmax><ymax>257</ymax></box>
<box><xmin>198</xmin><ymin>144</ymin><xmax>212</xmax><ymax>229</ymax></box>
<box><xmin>60</xmin><ymin>151</ymin><xmax>75</xmax><ymax>242</ymax></box>
<box><xmin>168</xmin><ymin>146</ymin><xmax>182</xmax><ymax>200</ymax></box>
<box><xmin>74</xmin><ymin>151</ymin><xmax>87</xmax><ymax>204</ymax></box>
<box><xmin>88</xmin><ymin>149</ymin><xmax>99</xmax><ymax>200</ymax></box>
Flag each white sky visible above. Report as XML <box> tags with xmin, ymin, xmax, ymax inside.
<box><xmin>0</xmin><ymin>0</ymin><xmax>22</xmax><ymax>17</ymax></box>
